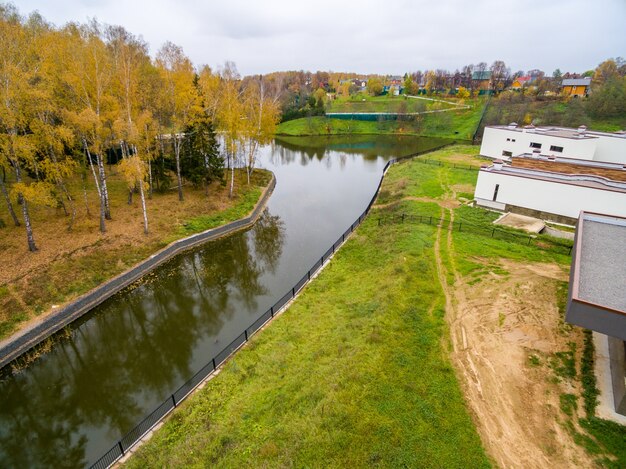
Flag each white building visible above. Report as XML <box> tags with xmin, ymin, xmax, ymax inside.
<box><xmin>474</xmin><ymin>154</ymin><xmax>626</xmax><ymax>223</ymax></box>
<box><xmin>480</xmin><ymin>124</ymin><xmax>626</xmax><ymax>165</ymax></box>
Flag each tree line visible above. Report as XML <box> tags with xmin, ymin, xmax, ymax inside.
<box><xmin>0</xmin><ymin>5</ymin><xmax>280</xmax><ymax>252</ymax></box>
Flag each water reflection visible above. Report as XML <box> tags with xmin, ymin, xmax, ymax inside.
<box><xmin>0</xmin><ymin>136</ymin><xmax>448</xmax><ymax>467</ymax></box>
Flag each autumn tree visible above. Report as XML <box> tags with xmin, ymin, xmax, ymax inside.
<box><xmin>156</xmin><ymin>41</ymin><xmax>201</xmax><ymax>201</ymax></box>
<box><xmin>0</xmin><ymin>6</ymin><xmax>49</xmax><ymax>250</ymax></box>
<box><xmin>241</xmin><ymin>76</ymin><xmax>281</xmax><ymax>183</ymax></box>
<box><xmin>367</xmin><ymin>77</ymin><xmax>383</xmax><ymax>96</ymax></box>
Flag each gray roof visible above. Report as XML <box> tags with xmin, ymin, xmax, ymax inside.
<box><xmin>562</xmin><ymin>78</ymin><xmax>591</xmax><ymax>87</ymax></box>
<box><xmin>578</xmin><ymin>213</ymin><xmax>626</xmax><ymax>313</ymax></box>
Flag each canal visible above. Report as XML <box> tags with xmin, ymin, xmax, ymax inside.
<box><xmin>0</xmin><ymin>135</ymin><xmax>449</xmax><ymax>468</ymax></box>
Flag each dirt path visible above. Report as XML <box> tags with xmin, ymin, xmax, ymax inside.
<box><xmin>432</xmin><ymin>184</ymin><xmax>595</xmax><ymax>468</ymax></box>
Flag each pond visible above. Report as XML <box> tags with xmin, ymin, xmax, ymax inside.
<box><xmin>0</xmin><ymin>135</ymin><xmax>450</xmax><ymax>468</ymax></box>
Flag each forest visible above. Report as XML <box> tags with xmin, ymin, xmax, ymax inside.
<box><xmin>0</xmin><ymin>4</ymin><xmax>281</xmax><ymax>252</ymax></box>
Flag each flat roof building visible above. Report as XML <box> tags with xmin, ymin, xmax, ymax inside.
<box><xmin>474</xmin><ymin>154</ymin><xmax>626</xmax><ymax>223</ymax></box>
<box><xmin>566</xmin><ymin>212</ymin><xmax>626</xmax><ymax>416</ymax></box>
<box><xmin>479</xmin><ymin>124</ymin><xmax>626</xmax><ymax>165</ymax></box>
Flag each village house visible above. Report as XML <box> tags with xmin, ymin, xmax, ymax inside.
<box><xmin>510</xmin><ymin>75</ymin><xmax>536</xmax><ymax>90</ymax></box>
<box><xmin>471</xmin><ymin>70</ymin><xmax>492</xmax><ymax>91</ymax></box>
<box><xmin>561</xmin><ymin>77</ymin><xmax>592</xmax><ymax>97</ymax></box>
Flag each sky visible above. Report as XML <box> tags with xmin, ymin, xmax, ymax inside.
<box><xmin>14</xmin><ymin>0</ymin><xmax>626</xmax><ymax>76</ymax></box>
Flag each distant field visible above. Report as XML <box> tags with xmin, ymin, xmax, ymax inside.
<box><xmin>327</xmin><ymin>93</ymin><xmax>462</xmax><ymax>113</ymax></box>
<box><xmin>278</xmin><ymin>97</ymin><xmax>487</xmax><ymax>141</ymax></box>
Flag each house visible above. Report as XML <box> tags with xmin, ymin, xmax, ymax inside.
<box><xmin>472</xmin><ymin>70</ymin><xmax>492</xmax><ymax>90</ymax></box>
<box><xmin>479</xmin><ymin>123</ymin><xmax>626</xmax><ymax>165</ymax></box>
<box><xmin>510</xmin><ymin>76</ymin><xmax>536</xmax><ymax>90</ymax></box>
<box><xmin>566</xmin><ymin>211</ymin><xmax>626</xmax><ymax>417</ymax></box>
<box><xmin>561</xmin><ymin>77</ymin><xmax>591</xmax><ymax>97</ymax></box>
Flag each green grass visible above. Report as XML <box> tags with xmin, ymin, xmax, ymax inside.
<box><xmin>125</xmin><ymin>147</ymin><xmax>491</xmax><ymax>468</ymax></box>
<box><xmin>174</xmin><ymin>172</ymin><xmax>271</xmax><ymax>238</ymax></box>
<box><xmin>277</xmin><ymin>98</ymin><xmax>487</xmax><ymax>140</ymax></box>
<box><xmin>125</xmin><ymin>144</ymin><xmax>626</xmax><ymax>468</ymax></box>
<box><xmin>328</xmin><ymin>93</ymin><xmax>460</xmax><ymax>113</ymax></box>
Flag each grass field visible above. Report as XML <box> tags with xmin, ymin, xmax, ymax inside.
<box><xmin>125</xmin><ymin>144</ymin><xmax>625</xmax><ymax>468</ymax></box>
<box><xmin>0</xmin><ymin>169</ymin><xmax>271</xmax><ymax>340</ymax></box>
<box><xmin>277</xmin><ymin>97</ymin><xmax>487</xmax><ymax>141</ymax></box>
<box><xmin>124</xmin><ymin>146</ymin><xmax>491</xmax><ymax>468</ymax></box>
<box><xmin>327</xmin><ymin>93</ymin><xmax>461</xmax><ymax>113</ymax></box>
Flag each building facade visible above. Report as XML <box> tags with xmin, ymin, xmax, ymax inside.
<box><xmin>479</xmin><ymin>124</ymin><xmax>626</xmax><ymax>165</ymax></box>
<box><xmin>474</xmin><ymin>155</ymin><xmax>626</xmax><ymax>222</ymax></box>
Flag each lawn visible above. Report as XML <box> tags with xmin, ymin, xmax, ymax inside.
<box><xmin>327</xmin><ymin>93</ymin><xmax>461</xmax><ymax>113</ymax></box>
<box><xmin>277</xmin><ymin>97</ymin><xmax>488</xmax><ymax>140</ymax></box>
<box><xmin>124</xmin><ymin>147</ymin><xmax>491</xmax><ymax>468</ymax></box>
<box><xmin>125</xmin><ymin>144</ymin><xmax>625</xmax><ymax>468</ymax></box>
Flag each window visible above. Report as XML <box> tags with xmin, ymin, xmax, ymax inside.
<box><xmin>502</xmin><ymin>150</ymin><xmax>512</xmax><ymax>157</ymax></box>
<box><xmin>550</xmin><ymin>145</ymin><xmax>564</xmax><ymax>152</ymax></box>
<box><xmin>512</xmin><ymin>139</ymin><xmax>516</xmax><ymax>142</ymax></box>
<box><xmin>492</xmin><ymin>184</ymin><xmax>500</xmax><ymax>201</ymax></box>
<box><xmin>506</xmin><ymin>138</ymin><xmax>511</xmax><ymax>141</ymax></box>
<box><xmin>530</xmin><ymin>142</ymin><xmax>542</xmax><ymax>149</ymax></box>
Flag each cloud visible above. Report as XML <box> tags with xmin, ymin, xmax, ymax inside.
<box><xmin>15</xmin><ymin>0</ymin><xmax>626</xmax><ymax>75</ymax></box>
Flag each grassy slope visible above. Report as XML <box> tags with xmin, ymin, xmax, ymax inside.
<box><xmin>327</xmin><ymin>93</ymin><xmax>457</xmax><ymax>113</ymax></box>
<box><xmin>0</xmin><ymin>170</ymin><xmax>271</xmax><ymax>340</ymax></box>
<box><xmin>127</xmin><ymin>144</ymin><xmax>625</xmax><ymax>468</ymax></box>
<box><xmin>125</xmin><ymin>147</ymin><xmax>491</xmax><ymax>468</ymax></box>
<box><xmin>278</xmin><ymin>98</ymin><xmax>487</xmax><ymax>140</ymax></box>
<box><xmin>481</xmin><ymin>96</ymin><xmax>626</xmax><ymax>133</ymax></box>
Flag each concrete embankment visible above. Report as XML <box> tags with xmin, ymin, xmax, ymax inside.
<box><xmin>0</xmin><ymin>175</ymin><xmax>276</xmax><ymax>370</ymax></box>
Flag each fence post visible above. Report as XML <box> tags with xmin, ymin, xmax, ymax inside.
<box><xmin>172</xmin><ymin>394</ymin><xmax>177</xmax><ymax>408</ymax></box>
<box><xmin>402</xmin><ymin>213</ymin><xmax>405</xmax><ymax>223</ymax></box>
<box><xmin>118</xmin><ymin>441</ymin><xmax>125</xmax><ymax>456</ymax></box>
<box><xmin>527</xmin><ymin>236</ymin><xmax>532</xmax><ymax>245</ymax></box>
<box><xmin>459</xmin><ymin>222</ymin><xmax>462</xmax><ymax>232</ymax></box>
<box><xmin>292</xmin><ymin>287</ymin><xmax>295</xmax><ymax>297</ymax></box>
<box><xmin>492</xmin><ymin>228</ymin><xmax>495</xmax><ymax>237</ymax></box>
<box><xmin>308</xmin><ymin>270</ymin><xmax>311</xmax><ymax>280</ymax></box>
<box><xmin>429</xmin><ymin>216</ymin><xmax>432</xmax><ymax>225</ymax></box>
<box><xmin>212</xmin><ymin>358</ymin><xmax>216</xmax><ymax>369</ymax></box>
<box><xmin>245</xmin><ymin>329</ymin><xmax>248</xmax><ymax>341</ymax></box>
<box><xmin>270</xmin><ymin>306</ymin><xmax>274</xmax><ymax>318</ymax></box>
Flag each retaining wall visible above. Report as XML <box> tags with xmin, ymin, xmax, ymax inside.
<box><xmin>0</xmin><ymin>175</ymin><xmax>276</xmax><ymax>370</ymax></box>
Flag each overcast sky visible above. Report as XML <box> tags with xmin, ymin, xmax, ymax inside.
<box><xmin>14</xmin><ymin>0</ymin><xmax>626</xmax><ymax>76</ymax></box>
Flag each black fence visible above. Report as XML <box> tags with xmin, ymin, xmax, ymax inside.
<box><xmin>377</xmin><ymin>212</ymin><xmax>573</xmax><ymax>255</ymax></box>
<box><xmin>89</xmin><ymin>143</ymin><xmax>457</xmax><ymax>468</ymax></box>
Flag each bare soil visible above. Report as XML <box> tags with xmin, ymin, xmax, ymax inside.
<box><xmin>432</xmin><ymin>195</ymin><xmax>596</xmax><ymax>467</ymax></box>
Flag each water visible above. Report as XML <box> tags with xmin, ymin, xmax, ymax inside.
<box><xmin>0</xmin><ymin>135</ymin><xmax>449</xmax><ymax>468</ymax></box>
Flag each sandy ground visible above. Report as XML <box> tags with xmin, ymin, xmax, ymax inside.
<box><xmin>430</xmin><ymin>193</ymin><xmax>596</xmax><ymax>467</ymax></box>
<box><xmin>495</xmin><ymin>212</ymin><xmax>545</xmax><ymax>234</ymax></box>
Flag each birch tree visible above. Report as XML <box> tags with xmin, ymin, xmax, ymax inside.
<box><xmin>241</xmin><ymin>75</ymin><xmax>280</xmax><ymax>183</ymax></box>
<box><xmin>156</xmin><ymin>42</ymin><xmax>200</xmax><ymax>201</ymax></box>
<box><xmin>0</xmin><ymin>7</ymin><xmax>44</xmax><ymax>250</ymax></box>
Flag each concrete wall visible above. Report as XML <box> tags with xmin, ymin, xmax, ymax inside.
<box><xmin>479</xmin><ymin>127</ymin><xmax>599</xmax><ymax>160</ymax></box>
<box><xmin>566</xmin><ymin>299</ymin><xmax>626</xmax><ymax>342</ymax></box>
<box><xmin>474</xmin><ymin>169</ymin><xmax>626</xmax><ymax>219</ymax></box>
<box><xmin>608</xmin><ymin>336</ymin><xmax>626</xmax><ymax>415</ymax></box>
<box><xmin>594</xmin><ymin>135</ymin><xmax>626</xmax><ymax>164</ymax></box>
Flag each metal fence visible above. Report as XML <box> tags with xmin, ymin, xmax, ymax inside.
<box><xmin>377</xmin><ymin>212</ymin><xmax>573</xmax><ymax>255</ymax></box>
<box><xmin>90</xmin><ymin>143</ymin><xmax>458</xmax><ymax>469</ymax></box>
